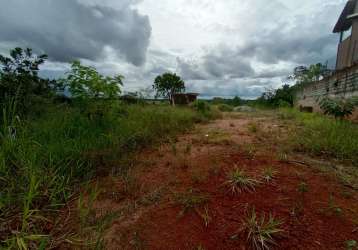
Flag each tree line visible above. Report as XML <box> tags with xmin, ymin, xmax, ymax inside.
<box><xmin>0</xmin><ymin>47</ymin><xmax>189</xmax><ymax>117</ymax></box>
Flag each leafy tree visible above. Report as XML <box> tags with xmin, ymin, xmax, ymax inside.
<box><xmin>256</xmin><ymin>85</ymin><xmax>293</xmax><ymax>107</ymax></box>
<box><xmin>231</xmin><ymin>96</ymin><xmax>244</xmax><ymax>106</ymax></box>
<box><xmin>153</xmin><ymin>72</ymin><xmax>185</xmax><ymax>105</ymax></box>
<box><xmin>0</xmin><ymin>47</ymin><xmax>54</xmax><ymax>108</ymax></box>
<box><xmin>62</xmin><ymin>61</ymin><xmax>123</xmax><ymax>99</ymax></box>
<box><xmin>290</xmin><ymin>63</ymin><xmax>332</xmax><ymax>88</ymax></box>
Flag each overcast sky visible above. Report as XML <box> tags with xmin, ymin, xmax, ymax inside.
<box><xmin>0</xmin><ymin>0</ymin><xmax>347</xmax><ymax>99</ymax></box>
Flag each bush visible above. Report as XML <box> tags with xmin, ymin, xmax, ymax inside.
<box><xmin>319</xmin><ymin>97</ymin><xmax>355</xmax><ymax>119</ymax></box>
<box><xmin>191</xmin><ymin>100</ymin><xmax>211</xmax><ymax>113</ymax></box>
<box><xmin>218</xmin><ymin>104</ymin><xmax>234</xmax><ymax>112</ymax></box>
<box><xmin>190</xmin><ymin>100</ymin><xmax>222</xmax><ymax>121</ymax></box>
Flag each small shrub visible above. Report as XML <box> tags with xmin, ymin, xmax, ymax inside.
<box><xmin>319</xmin><ymin>97</ymin><xmax>355</xmax><ymax>119</ymax></box>
<box><xmin>297</xmin><ymin>182</ymin><xmax>309</xmax><ymax>194</ymax></box>
<box><xmin>175</xmin><ymin>189</ymin><xmax>210</xmax><ymax>215</ymax></box>
<box><xmin>345</xmin><ymin>240</ymin><xmax>357</xmax><ymax>250</ymax></box>
<box><xmin>262</xmin><ymin>167</ymin><xmax>278</xmax><ymax>182</ymax></box>
<box><xmin>248</xmin><ymin>122</ymin><xmax>259</xmax><ymax>133</ymax></box>
<box><xmin>218</xmin><ymin>104</ymin><xmax>234</xmax><ymax>112</ymax></box>
<box><xmin>225</xmin><ymin>168</ymin><xmax>259</xmax><ymax>194</ymax></box>
<box><xmin>191</xmin><ymin>100</ymin><xmax>211</xmax><ymax>113</ymax></box>
<box><xmin>242</xmin><ymin>209</ymin><xmax>283</xmax><ymax>250</ymax></box>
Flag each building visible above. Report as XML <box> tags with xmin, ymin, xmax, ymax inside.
<box><xmin>295</xmin><ymin>0</ymin><xmax>358</xmax><ymax>119</ymax></box>
<box><xmin>172</xmin><ymin>93</ymin><xmax>199</xmax><ymax>105</ymax></box>
<box><xmin>334</xmin><ymin>0</ymin><xmax>358</xmax><ymax>70</ymax></box>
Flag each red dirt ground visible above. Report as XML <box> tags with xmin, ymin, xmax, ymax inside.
<box><xmin>67</xmin><ymin>114</ymin><xmax>358</xmax><ymax>250</ymax></box>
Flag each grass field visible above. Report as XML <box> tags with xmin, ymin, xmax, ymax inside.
<box><xmin>0</xmin><ymin>100</ymin><xmax>210</xmax><ymax>249</ymax></box>
<box><xmin>278</xmin><ymin>108</ymin><xmax>358</xmax><ymax>165</ymax></box>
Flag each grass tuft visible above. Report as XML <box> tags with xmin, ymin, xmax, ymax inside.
<box><xmin>242</xmin><ymin>208</ymin><xmax>284</xmax><ymax>250</ymax></box>
<box><xmin>262</xmin><ymin>167</ymin><xmax>278</xmax><ymax>183</ymax></box>
<box><xmin>175</xmin><ymin>189</ymin><xmax>210</xmax><ymax>215</ymax></box>
<box><xmin>225</xmin><ymin>168</ymin><xmax>259</xmax><ymax>194</ymax></box>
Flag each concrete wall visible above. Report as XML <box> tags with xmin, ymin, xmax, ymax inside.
<box><xmin>295</xmin><ymin>64</ymin><xmax>358</xmax><ymax>119</ymax></box>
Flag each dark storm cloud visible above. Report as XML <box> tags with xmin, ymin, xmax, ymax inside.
<box><xmin>177</xmin><ymin>48</ymin><xmax>255</xmax><ymax>81</ymax></box>
<box><xmin>0</xmin><ymin>0</ymin><xmax>151</xmax><ymax>66</ymax></box>
<box><xmin>178</xmin><ymin>2</ymin><xmax>342</xmax><ymax>84</ymax></box>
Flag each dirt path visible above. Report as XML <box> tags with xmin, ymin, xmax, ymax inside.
<box><xmin>90</xmin><ymin>112</ymin><xmax>357</xmax><ymax>250</ymax></box>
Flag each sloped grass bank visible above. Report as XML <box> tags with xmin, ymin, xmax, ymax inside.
<box><xmin>0</xmin><ymin>102</ymin><xmax>203</xmax><ymax>249</ymax></box>
<box><xmin>279</xmin><ymin>108</ymin><xmax>358</xmax><ymax>165</ymax></box>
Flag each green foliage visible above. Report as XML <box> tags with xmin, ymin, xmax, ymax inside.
<box><xmin>153</xmin><ymin>72</ymin><xmax>185</xmax><ymax>104</ymax></box>
<box><xmin>0</xmin><ymin>102</ymin><xmax>201</xmax><ymax>248</ymax></box>
<box><xmin>191</xmin><ymin>100</ymin><xmax>211</xmax><ymax>113</ymax></box>
<box><xmin>279</xmin><ymin>108</ymin><xmax>358</xmax><ymax>164</ymax></box>
<box><xmin>319</xmin><ymin>97</ymin><xmax>355</xmax><ymax>119</ymax></box>
<box><xmin>175</xmin><ymin>189</ymin><xmax>210</xmax><ymax>215</ymax></box>
<box><xmin>256</xmin><ymin>85</ymin><xmax>295</xmax><ymax>108</ymax></box>
<box><xmin>345</xmin><ymin>240</ymin><xmax>357</xmax><ymax>250</ymax></box>
<box><xmin>62</xmin><ymin>60</ymin><xmax>123</xmax><ymax>99</ymax></box>
<box><xmin>0</xmin><ymin>47</ymin><xmax>57</xmax><ymax>113</ymax></box>
<box><xmin>262</xmin><ymin>167</ymin><xmax>278</xmax><ymax>183</ymax></box>
<box><xmin>254</xmin><ymin>62</ymin><xmax>331</xmax><ymax>108</ymax></box>
<box><xmin>211</xmin><ymin>96</ymin><xmax>246</xmax><ymax>106</ymax></box>
<box><xmin>225</xmin><ymin>168</ymin><xmax>259</xmax><ymax>194</ymax></box>
<box><xmin>291</xmin><ymin>63</ymin><xmax>331</xmax><ymax>88</ymax></box>
<box><xmin>242</xmin><ymin>208</ymin><xmax>283</xmax><ymax>250</ymax></box>
<box><xmin>190</xmin><ymin>100</ymin><xmax>221</xmax><ymax>121</ymax></box>
<box><xmin>218</xmin><ymin>104</ymin><xmax>234</xmax><ymax>112</ymax></box>
<box><xmin>297</xmin><ymin>182</ymin><xmax>309</xmax><ymax>194</ymax></box>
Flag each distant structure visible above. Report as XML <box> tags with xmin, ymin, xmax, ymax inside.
<box><xmin>334</xmin><ymin>0</ymin><xmax>358</xmax><ymax>69</ymax></box>
<box><xmin>296</xmin><ymin>0</ymin><xmax>358</xmax><ymax>118</ymax></box>
<box><xmin>172</xmin><ymin>93</ymin><xmax>199</xmax><ymax>105</ymax></box>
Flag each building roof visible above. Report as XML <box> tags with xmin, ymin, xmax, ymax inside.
<box><xmin>173</xmin><ymin>93</ymin><xmax>200</xmax><ymax>96</ymax></box>
<box><xmin>333</xmin><ymin>0</ymin><xmax>358</xmax><ymax>33</ymax></box>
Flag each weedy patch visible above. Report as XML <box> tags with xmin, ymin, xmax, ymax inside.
<box><xmin>248</xmin><ymin>122</ymin><xmax>259</xmax><ymax>133</ymax></box>
<box><xmin>242</xmin><ymin>144</ymin><xmax>257</xmax><ymax>160</ymax></box>
<box><xmin>78</xmin><ymin>183</ymin><xmax>101</xmax><ymax>229</ymax></box>
<box><xmin>262</xmin><ymin>167</ymin><xmax>278</xmax><ymax>183</ymax></box>
<box><xmin>122</xmin><ymin>169</ymin><xmax>141</xmax><ymax>198</ymax></box>
<box><xmin>297</xmin><ymin>182</ymin><xmax>309</xmax><ymax>194</ymax></box>
<box><xmin>175</xmin><ymin>189</ymin><xmax>210</xmax><ymax>216</ymax></box>
<box><xmin>239</xmin><ymin>208</ymin><xmax>284</xmax><ymax>250</ymax></box>
<box><xmin>345</xmin><ymin>240</ymin><xmax>357</xmax><ymax>250</ymax></box>
<box><xmin>320</xmin><ymin>194</ymin><xmax>343</xmax><ymax>216</ymax></box>
<box><xmin>225</xmin><ymin>168</ymin><xmax>260</xmax><ymax>194</ymax></box>
<box><xmin>203</xmin><ymin>130</ymin><xmax>233</xmax><ymax>145</ymax></box>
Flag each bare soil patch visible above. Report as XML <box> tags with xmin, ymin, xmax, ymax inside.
<box><xmin>60</xmin><ymin>112</ymin><xmax>358</xmax><ymax>249</ymax></box>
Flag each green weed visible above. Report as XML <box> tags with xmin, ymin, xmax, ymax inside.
<box><xmin>175</xmin><ymin>189</ymin><xmax>210</xmax><ymax>216</ymax></box>
<box><xmin>262</xmin><ymin>167</ymin><xmax>278</xmax><ymax>182</ymax></box>
<box><xmin>279</xmin><ymin>108</ymin><xmax>358</xmax><ymax>164</ymax></box>
<box><xmin>0</xmin><ymin>102</ymin><xmax>206</xmax><ymax>248</ymax></box>
<box><xmin>241</xmin><ymin>209</ymin><xmax>284</xmax><ymax>250</ymax></box>
<box><xmin>225</xmin><ymin>168</ymin><xmax>259</xmax><ymax>194</ymax></box>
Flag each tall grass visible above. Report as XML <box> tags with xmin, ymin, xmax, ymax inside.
<box><xmin>0</xmin><ymin>100</ymin><xmax>203</xmax><ymax>249</ymax></box>
<box><xmin>279</xmin><ymin>108</ymin><xmax>358</xmax><ymax>165</ymax></box>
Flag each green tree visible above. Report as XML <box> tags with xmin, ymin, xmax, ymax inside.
<box><xmin>291</xmin><ymin>63</ymin><xmax>331</xmax><ymax>88</ymax></box>
<box><xmin>153</xmin><ymin>72</ymin><xmax>185</xmax><ymax>105</ymax></box>
<box><xmin>63</xmin><ymin>61</ymin><xmax>123</xmax><ymax>99</ymax></box>
<box><xmin>0</xmin><ymin>47</ymin><xmax>53</xmax><ymax>108</ymax></box>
